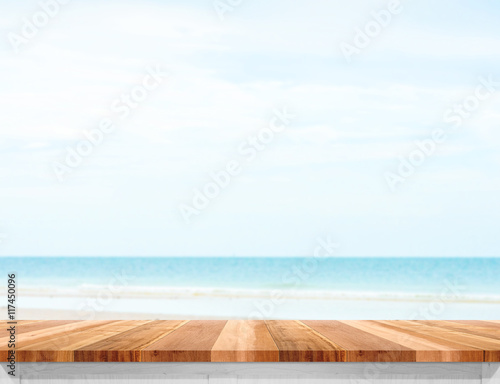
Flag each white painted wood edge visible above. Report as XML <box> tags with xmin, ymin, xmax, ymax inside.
<box><xmin>3</xmin><ymin>362</ymin><xmax>485</xmax><ymax>377</ymax></box>
<box><xmin>483</xmin><ymin>363</ymin><xmax>500</xmax><ymax>384</ymax></box>
<box><xmin>0</xmin><ymin>363</ymin><xmax>19</xmax><ymax>384</ymax></box>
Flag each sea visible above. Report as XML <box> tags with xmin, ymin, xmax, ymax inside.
<box><xmin>2</xmin><ymin>257</ymin><xmax>499</xmax><ymax>319</ymax></box>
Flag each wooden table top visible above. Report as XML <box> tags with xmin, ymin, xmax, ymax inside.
<box><xmin>2</xmin><ymin>320</ymin><xmax>499</xmax><ymax>362</ymax></box>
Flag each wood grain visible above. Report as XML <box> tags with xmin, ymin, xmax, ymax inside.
<box><xmin>74</xmin><ymin>320</ymin><xmax>187</xmax><ymax>362</ymax></box>
<box><xmin>0</xmin><ymin>320</ymin><xmax>79</xmax><ymax>342</ymax></box>
<box><xmin>421</xmin><ymin>320</ymin><xmax>500</xmax><ymax>340</ymax></box>
<box><xmin>17</xmin><ymin>320</ymin><xmax>149</xmax><ymax>362</ymax></box>
<box><xmin>449</xmin><ymin>320</ymin><xmax>500</xmax><ymax>330</ymax></box>
<box><xmin>382</xmin><ymin>320</ymin><xmax>500</xmax><ymax>362</ymax></box>
<box><xmin>346</xmin><ymin>320</ymin><xmax>483</xmax><ymax>362</ymax></box>
<box><xmin>303</xmin><ymin>320</ymin><xmax>415</xmax><ymax>362</ymax></box>
<box><xmin>1</xmin><ymin>320</ymin><xmax>499</xmax><ymax>362</ymax></box>
<box><xmin>265</xmin><ymin>320</ymin><xmax>345</xmax><ymax>362</ymax></box>
<box><xmin>142</xmin><ymin>320</ymin><xmax>227</xmax><ymax>362</ymax></box>
<box><xmin>0</xmin><ymin>320</ymin><xmax>42</xmax><ymax>337</ymax></box>
<box><xmin>211</xmin><ymin>320</ymin><xmax>279</xmax><ymax>362</ymax></box>
<box><xmin>0</xmin><ymin>320</ymin><xmax>115</xmax><ymax>362</ymax></box>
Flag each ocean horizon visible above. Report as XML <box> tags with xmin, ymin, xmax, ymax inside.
<box><xmin>3</xmin><ymin>257</ymin><xmax>499</xmax><ymax>319</ymax></box>
<box><xmin>4</xmin><ymin>256</ymin><xmax>500</xmax><ymax>294</ymax></box>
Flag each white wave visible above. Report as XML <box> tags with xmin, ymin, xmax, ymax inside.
<box><xmin>3</xmin><ymin>284</ymin><xmax>500</xmax><ymax>303</ymax></box>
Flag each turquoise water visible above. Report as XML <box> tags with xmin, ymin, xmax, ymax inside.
<box><xmin>4</xmin><ymin>257</ymin><xmax>500</xmax><ymax>296</ymax></box>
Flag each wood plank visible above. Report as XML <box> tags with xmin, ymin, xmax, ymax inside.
<box><xmin>303</xmin><ymin>320</ymin><xmax>415</xmax><ymax>362</ymax></box>
<box><xmin>0</xmin><ymin>320</ymin><xmax>40</xmax><ymax>331</ymax></box>
<box><xmin>451</xmin><ymin>320</ymin><xmax>500</xmax><ymax>330</ymax></box>
<box><xmin>0</xmin><ymin>321</ymin><xmax>111</xmax><ymax>362</ymax></box>
<box><xmin>346</xmin><ymin>320</ymin><xmax>483</xmax><ymax>362</ymax></box>
<box><xmin>382</xmin><ymin>321</ymin><xmax>500</xmax><ymax>362</ymax></box>
<box><xmin>74</xmin><ymin>320</ymin><xmax>187</xmax><ymax>362</ymax></box>
<box><xmin>1</xmin><ymin>320</ymin><xmax>498</xmax><ymax>363</ymax></box>
<box><xmin>211</xmin><ymin>320</ymin><xmax>279</xmax><ymax>362</ymax></box>
<box><xmin>142</xmin><ymin>320</ymin><xmax>227</xmax><ymax>362</ymax></box>
<box><xmin>0</xmin><ymin>321</ymin><xmax>80</xmax><ymax>342</ymax></box>
<box><xmin>2</xmin><ymin>321</ymin><xmax>106</xmax><ymax>346</ymax></box>
<box><xmin>421</xmin><ymin>320</ymin><xmax>500</xmax><ymax>340</ymax></box>
<box><xmin>265</xmin><ymin>320</ymin><xmax>345</xmax><ymax>362</ymax></box>
<box><xmin>17</xmin><ymin>320</ymin><xmax>150</xmax><ymax>362</ymax></box>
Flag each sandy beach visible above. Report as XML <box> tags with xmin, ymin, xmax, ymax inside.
<box><xmin>0</xmin><ymin>308</ymin><xmax>223</xmax><ymax>320</ymax></box>
<box><xmin>4</xmin><ymin>293</ymin><xmax>500</xmax><ymax>320</ymax></box>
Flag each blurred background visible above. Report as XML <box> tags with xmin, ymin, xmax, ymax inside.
<box><xmin>0</xmin><ymin>0</ymin><xmax>499</xmax><ymax>319</ymax></box>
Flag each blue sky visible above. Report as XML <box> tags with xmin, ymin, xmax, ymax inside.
<box><xmin>0</xmin><ymin>0</ymin><xmax>499</xmax><ymax>256</ymax></box>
